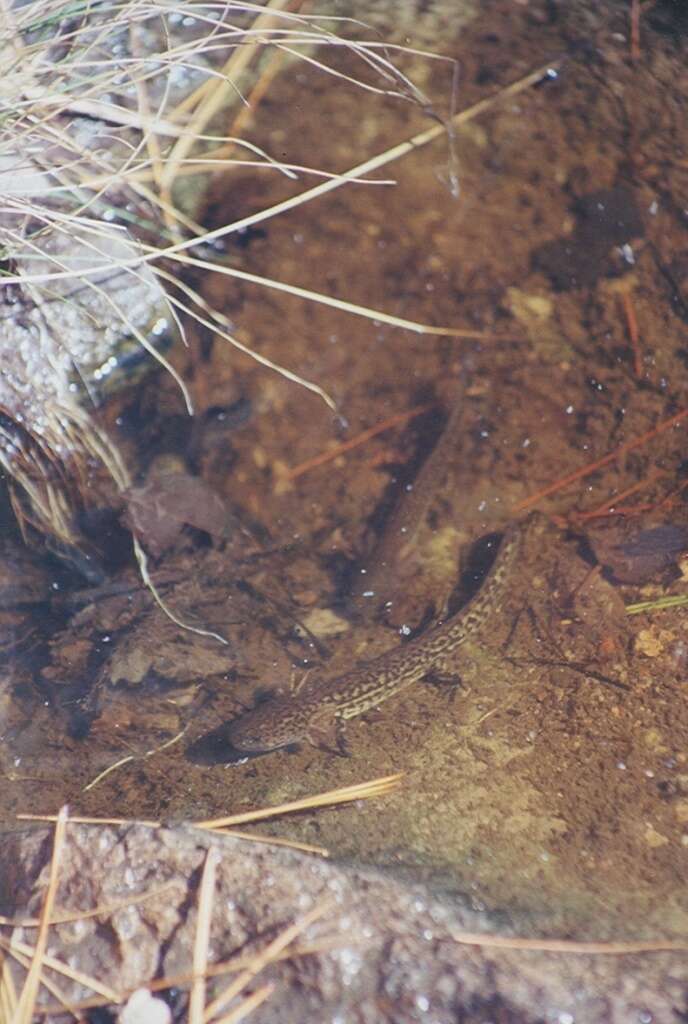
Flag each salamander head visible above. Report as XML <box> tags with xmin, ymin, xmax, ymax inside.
<box><xmin>227</xmin><ymin>697</ymin><xmax>307</xmax><ymax>753</ymax></box>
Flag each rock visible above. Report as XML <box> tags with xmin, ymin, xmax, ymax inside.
<box><xmin>119</xmin><ymin>989</ymin><xmax>171</xmax><ymax>1024</ymax></box>
<box><xmin>0</xmin><ymin>822</ymin><xmax>686</xmax><ymax>1023</ymax></box>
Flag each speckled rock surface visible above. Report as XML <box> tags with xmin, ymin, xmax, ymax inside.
<box><xmin>319</xmin><ymin>0</ymin><xmax>479</xmax><ymax>48</ymax></box>
<box><xmin>1</xmin><ymin>823</ymin><xmax>685</xmax><ymax>1023</ymax></box>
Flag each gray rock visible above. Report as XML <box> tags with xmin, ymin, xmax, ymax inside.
<box><xmin>1</xmin><ymin>822</ymin><xmax>685</xmax><ymax>1023</ymax></box>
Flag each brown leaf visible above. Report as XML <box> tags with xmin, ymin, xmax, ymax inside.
<box><xmin>123</xmin><ymin>458</ymin><xmax>229</xmax><ymax>557</ymax></box>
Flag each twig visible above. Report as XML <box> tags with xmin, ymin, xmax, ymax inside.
<box><xmin>630</xmin><ymin>0</ymin><xmax>641</xmax><ymax>61</ymax></box>
<box><xmin>573</xmin><ymin>469</ymin><xmax>665</xmax><ymax>521</ymax></box>
<box><xmin>285</xmin><ymin>404</ymin><xmax>432</xmax><ymax>482</ymax></box>
<box><xmin>621</xmin><ymin>291</ymin><xmax>643</xmax><ymax>378</ymax></box>
<box><xmin>515</xmin><ymin>408</ymin><xmax>688</xmax><ymax>512</ymax></box>
<box><xmin>657</xmin><ymin>478</ymin><xmax>688</xmax><ymax>510</ymax></box>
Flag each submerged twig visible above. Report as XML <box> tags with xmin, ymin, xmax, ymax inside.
<box><xmin>284</xmin><ymin>403</ymin><xmax>432</xmax><ymax>482</ymax></box>
<box><xmin>515</xmin><ymin>408</ymin><xmax>688</xmax><ymax>511</ymax></box>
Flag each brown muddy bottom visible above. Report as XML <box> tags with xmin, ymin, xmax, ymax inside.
<box><xmin>2</xmin><ymin>0</ymin><xmax>687</xmax><ymax>942</ymax></box>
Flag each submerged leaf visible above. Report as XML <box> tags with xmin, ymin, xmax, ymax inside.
<box><xmin>123</xmin><ymin>455</ymin><xmax>229</xmax><ymax>557</ymax></box>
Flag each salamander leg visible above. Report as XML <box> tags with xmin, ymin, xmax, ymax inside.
<box><xmin>422</xmin><ymin>668</ymin><xmax>464</xmax><ymax>702</ymax></box>
<box><xmin>306</xmin><ymin>709</ymin><xmax>350</xmax><ymax>756</ymax></box>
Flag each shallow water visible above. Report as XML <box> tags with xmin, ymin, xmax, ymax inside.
<box><xmin>2</xmin><ymin>0</ymin><xmax>688</xmax><ymax>940</ymax></box>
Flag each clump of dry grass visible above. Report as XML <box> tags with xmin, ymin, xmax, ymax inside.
<box><xmin>0</xmin><ymin>0</ymin><xmax>555</xmax><ymax>635</ymax></box>
<box><xmin>0</xmin><ymin>0</ymin><xmax>442</xmax><ymax>559</ymax></box>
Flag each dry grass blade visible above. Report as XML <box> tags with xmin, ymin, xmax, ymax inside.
<box><xmin>4</xmin><ymin>57</ymin><xmax>555</xmax><ymax>289</ymax></box>
<box><xmin>81</xmin><ymin>754</ymin><xmax>135</xmax><ymax>793</ymax></box>
<box><xmin>126</xmin><ymin>60</ymin><xmax>559</xmax><ymax>275</ymax></box>
<box><xmin>171</xmin><ymin>252</ymin><xmax>483</xmax><ymax>338</ymax></box>
<box><xmin>203</xmin><ymin>901</ymin><xmax>331</xmax><ymax>1022</ymax></box>
<box><xmin>11</xmin><ymin>805</ymin><xmax>67</xmax><ymax>1024</ymax></box>
<box><xmin>15</xmin><ymin>225</ymin><xmax>194</xmax><ymax>416</ymax></box>
<box><xmin>133</xmin><ymin>537</ymin><xmax>229</xmax><ymax>644</ymax></box>
<box><xmin>162</xmin><ymin>0</ymin><xmax>293</xmax><ymax>189</ymax></box>
<box><xmin>153</xmin><ymin>266</ymin><xmax>338</xmax><ymax>411</ymax></box>
<box><xmin>82</xmin><ymin>728</ymin><xmax>188</xmax><ymax>792</ymax></box>
<box><xmin>1</xmin><ymin>0</ymin><xmax>468</xmax><ymax>571</ymax></box>
<box><xmin>189</xmin><ymin>847</ymin><xmax>220</xmax><ymax>1024</ymax></box>
<box><xmin>194</xmin><ymin>773</ymin><xmax>404</xmax><ymax>829</ymax></box>
<box><xmin>0</xmin><ymin>6</ymin><xmax>547</xmax><ymax>573</ymax></box>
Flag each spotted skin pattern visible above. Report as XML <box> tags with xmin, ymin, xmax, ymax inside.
<box><xmin>228</xmin><ymin>519</ymin><xmax>526</xmax><ymax>755</ymax></box>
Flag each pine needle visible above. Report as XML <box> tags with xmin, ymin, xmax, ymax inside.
<box><xmin>194</xmin><ymin>773</ymin><xmax>404</xmax><ymax>829</ymax></box>
<box><xmin>202</xmin><ymin>901</ymin><xmax>331</xmax><ymax>1022</ymax></box>
<box><xmin>451</xmin><ymin>929</ymin><xmax>688</xmax><ymax>955</ymax></box>
<box><xmin>626</xmin><ymin>594</ymin><xmax>688</xmax><ymax>615</ymax></box>
<box><xmin>189</xmin><ymin>847</ymin><xmax>220</xmax><ymax>1024</ymax></box>
<box><xmin>12</xmin><ymin>805</ymin><xmax>68</xmax><ymax>1023</ymax></box>
<box><xmin>0</xmin><ymin>880</ymin><xmax>180</xmax><ymax>928</ymax></box>
<box><xmin>211</xmin><ymin>982</ymin><xmax>273</xmax><ymax>1024</ymax></box>
<box><xmin>1</xmin><ymin>934</ymin><xmax>119</xmax><ymax>1004</ymax></box>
